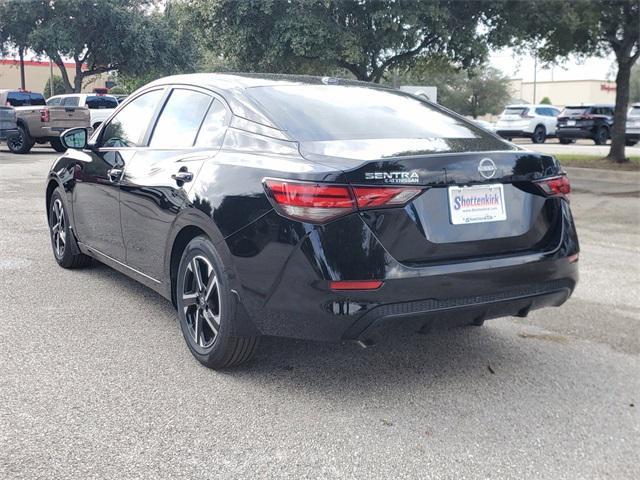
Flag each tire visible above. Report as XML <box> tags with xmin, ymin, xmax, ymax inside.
<box><xmin>594</xmin><ymin>127</ymin><xmax>608</xmax><ymax>145</ymax></box>
<box><xmin>50</xmin><ymin>138</ymin><xmax>66</xmax><ymax>153</ymax></box>
<box><xmin>626</xmin><ymin>139</ymin><xmax>638</xmax><ymax>147</ymax></box>
<box><xmin>7</xmin><ymin>124</ymin><xmax>35</xmax><ymax>154</ymax></box>
<box><xmin>176</xmin><ymin>236</ymin><xmax>259</xmax><ymax>369</ymax></box>
<box><xmin>49</xmin><ymin>189</ymin><xmax>92</xmax><ymax>268</ymax></box>
<box><xmin>92</xmin><ymin>122</ymin><xmax>101</xmax><ymax>130</ymax></box>
<box><xmin>531</xmin><ymin>125</ymin><xmax>546</xmax><ymax>144</ymax></box>
<box><xmin>559</xmin><ymin>138</ymin><xmax>573</xmax><ymax>145</ymax></box>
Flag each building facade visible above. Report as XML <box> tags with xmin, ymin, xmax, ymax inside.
<box><xmin>508</xmin><ymin>79</ymin><xmax>617</xmax><ymax>107</ymax></box>
<box><xmin>0</xmin><ymin>58</ymin><xmax>108</xmax><ymax>96</ymax></box>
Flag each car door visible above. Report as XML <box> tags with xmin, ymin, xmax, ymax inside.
<box><xmin>118</xmin><ymin>87</ymin><xmax>229</xmax><ymax>280</ymax></box>
<box><xmin>72</xmin><ymin>88</ymin><xmax>166</xmax><ymax>262</ymax></box>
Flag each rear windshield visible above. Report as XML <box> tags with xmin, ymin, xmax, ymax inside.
<box><xmin>629</xmin><ymin>106</ymin><xmax>640</xmax><ymax>117</ymax></box>
<box><xmin>246</xmin><ymin>85</ymin><xmax>500</xmax><ymax>148</ymax></box>
<box><xmin>502</xmin><ymin>107</ymin><xmax>527</xmax><ymax>116</ymax></box>
<box><xmin>562</xmin><ymin>107</ymin><xmax>588</xmax><ymax>116</ymax></box>
<box><xmin>85</xmin><ymin>95</ymin><xmax>118</xmax><ymax>109</ymax></box>
<box><xmin>6</xmin><ymin>92</ymin><xmax>46</xmax><ymax>106</ymax></box>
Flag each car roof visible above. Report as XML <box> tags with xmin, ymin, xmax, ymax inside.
<box><xmin>564</xmin><ymin>104</ymin><xmax>614</xmax><ymax>108</ymax></box>
<box><xmin>504</xmin><ymin>104</ymin><xmax>558</xmax><ymax>108</ymax></box>
<box><xmin>145</xmin><ymin>72</ymin><xmax>387</xmax><ymax>92</ymax></box>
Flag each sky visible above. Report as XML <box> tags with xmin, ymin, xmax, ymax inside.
<box><xmin>490</xmin><ymin>48</ymin><xmax>618</xmax><ymax>82</ymax></box>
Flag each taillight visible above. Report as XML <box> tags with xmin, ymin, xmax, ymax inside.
<box><xmin>534</xmin><ymin>175</ymin><xmax>571</xmax><ymax>199</ymax></box>
<box><xmin>263</xmin><ymin>179</ymin><xmax>422</xmax><ymax>223</ymax></box>
<box><xmin>40</xmin><ymin>108</ymin><xmax>50</xmax><ymax>122</ymax></box>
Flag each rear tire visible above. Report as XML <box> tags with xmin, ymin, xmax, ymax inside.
<box><xmin>50</xmin><ymin>138</ymin><xmax>66</xmax><ymax>152</ymax></box>
<box><xmin>7</xmin><ymin>124</ymin><xmax>34</xmax><ymax>154</ymax></box>
<box><xmin>594</xmin><ymin>127</ymin><xmax>608</xmax><ymax>145</ymax></box>
<box><xmin>49</xmin><ymin>189</ymin><xmax>92</xmax><ymax>268</ymax></box>
<box><xmin>559</xmin><ymin>138</ymin><xmax>573</xmax><ymax>145</ymax></box>
<box><xmin>531</xmin><ymin>125</ymin><xmax>546</xmax><ymax>144</ymax></box>
<box><xmin>176</xmin><ymin>236</ymin><xmax>259</xmax><ymax>369</ymax></box>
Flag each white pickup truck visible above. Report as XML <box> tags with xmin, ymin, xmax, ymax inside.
<box><xmin>46</xmin><ymin>93</ymin><xmax>118</xmax><ymax>130</ymax></box>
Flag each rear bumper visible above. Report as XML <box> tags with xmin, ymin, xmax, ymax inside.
<box><xmin>0</xmin><ymin>128</ymin><xmax>18</xmax><ymax>141</ymax></box>
<box><xmin>229</xmin><ymin>203</ymin><xmax>580</xmax><ymax>343</ymax></box>
<box><xmin>496</xmin><ymin>129</ymin><xmax>531</xmax><ymax>138</ymax></box>
<box><xmin>557</xmin><ymin>128</ymin><xmax>594</xmax><ymax>139</ymax></box>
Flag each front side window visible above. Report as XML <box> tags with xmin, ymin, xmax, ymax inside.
<box><xmin>47</xmin><ymin>97</ymin><xmax>61</xmax><ymax>106</ymax></box>
<box><xmin>101</xmin><ymin>89</ymin><xmax>164</xmax><ymax>148</ymax></box>
<box><xmin>149</xmin><ymin>89</ymin><xmax>212</xmax><ymax>148</ymax></box>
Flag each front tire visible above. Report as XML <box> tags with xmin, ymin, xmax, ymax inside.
<box><xmin>176</xmin><ymin>236</ymin><xmax>258</xmax><ymax>369</ymax></box>
<box><xmin>49</xmin><ymin>189</ymin><xmax>92</xmax><ymax>268</ymax></box>
<box><xmin>531</xmin><ymin>125</ymin><xmax>546</xmax><ymax>144</ymax></box>
<box><xmin>559</xmin><ymin>138</ymin><xmax>573</xmax><ymax>145</ymax></box>
<box><xmin>7</xmin><ymin>125</ymin><xmax>34</xmax><ymax>154</ymax></box>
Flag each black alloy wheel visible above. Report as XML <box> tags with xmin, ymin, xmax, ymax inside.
<box><xmin>7</xmin><ymin>125</ymin><xmax>34</xmax><ymax>154</ymax></box>
<box><xmin>531</xmin><ymin>125</ymin><xmax>546</xmax><ymax>144</ymax></box>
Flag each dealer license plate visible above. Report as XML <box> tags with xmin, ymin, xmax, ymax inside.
<box><xmin>567</xmin><ymin>120</ymin><xmax>576</xmax><ymax>126</ymax></box>
<box><xmin>448</xmin><ymin>184</ymin><xmax>507</xmax><ymax>225</ymax></box>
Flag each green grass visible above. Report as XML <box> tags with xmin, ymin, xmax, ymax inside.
<box><xmin>554</xmin><ymin>154</ymin><xmax>640</xmax><ymax>171</ymax></box>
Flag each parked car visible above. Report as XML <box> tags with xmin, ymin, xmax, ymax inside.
<box><xmin>46</xmin><ymin>93</ymin><xmax>118</xmax><ymax>130</ymax></box>
<box><xmin>556</xmin><ymin>104</ymin><xmax>614</xmax><ymax>145</ymax></box>
<box><xmin>0</xmin><ymin>89</ymin><xmax>91</xmax><ymax>154</ymax></box>
<box><xmin>112</xmin><ymin>94</ymin><xmax>129</xmax><ymax>104</ymax></box>
<box><xmin>625</xmin><ymin>103</ymin><xmax>640</xmax><ymax>146</ymax></box>
<box><xmin>46</xmin><ymin>73</ymin><xmax>579</xmax><ymax>369</ymax></box>
<box><xmin>495</xmin><ymin>104</ymin><xmax>561</xmax><ymax>144</ymax></box>
<box><xmin>0</xmin><ymin>106</ymin><xmax>18</xmax><ymax>145</ymax></box>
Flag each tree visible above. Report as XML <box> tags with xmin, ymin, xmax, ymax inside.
<box><xmin>540</xmin><ymin>96</ymin><xmax>552</xmax><ymax>105</ymax></box>
<box><xmin>0</xmin><ymin>1</ymin><xmax>40</xmax><ymax>90</ymax></box>
<box><xmin>28</xmin><ymin>0</ymin><xmax>199</xmax><ymax>93</ymax></box>
<box><xmin>489</xmin><ymin>0</ymin><xmax>640</xmax><ymax>163</ymax></box>
<box><xmin>44</xmin><ymin>75</ymin><xmax>66</xmax><ymax>97</ymax></box>
<box><xmin>394</xmin><ymin>58</ymin><xmax>511</xmax><ymax>118</ymax></box>
<box><xmin>189</xmin><ymin>0</ymin><xmax>492</xmax><ymax>82</ymax></box>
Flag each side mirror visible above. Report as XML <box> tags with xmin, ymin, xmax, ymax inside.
<box><xmin>60</xmin><ymin>127</ymin><xmax>88</xmax><ymax>150</ymax></box>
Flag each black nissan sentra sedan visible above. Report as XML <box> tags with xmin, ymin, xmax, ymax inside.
<box><xmin>46</xmin><ymin>74</ymin><xmax>579</xmax><ymax>369</ymax></box>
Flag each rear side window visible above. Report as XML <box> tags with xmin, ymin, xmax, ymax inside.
<box><xmin>6</xmin><ymin>92</ymin><xmax>46</xmax><ymax>106</ymax></box>
<box><xmin>247</xmin><ymin>85</ymin><xmax>493</xmax><ymax>144</ymax></box>
<box><xmin>149</xmin><ymin>89</ymin><xmax>212</xmax><ymax>148</ymax></box>
<box><xmin>195</xmin><ymin>100</ymin><xmax>229</xmax><ymax>147</ymax></box>
<box><xmin>562</xmin><ymin>107</ymin><xmax>588</xmax><ymax>116</ymax></box>
<box><xmin>503</xmin><ymin>107</ymin><xmax>528</xmax><ymax>116</ymax></box>
<box><xmin>101</xmin><ymin>89</ymin><xmax>164</xmax><ymax>148</ymax></box>
<box><xmin>86</xmin><ymin>96</ymin><xmax>118</xmax><ymax>109</ymax></box>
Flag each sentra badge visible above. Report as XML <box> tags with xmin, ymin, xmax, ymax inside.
<box><xmin>364</xmin><ymin>171</ymin><xmax>420</xmax><ymax>184</ymax></box>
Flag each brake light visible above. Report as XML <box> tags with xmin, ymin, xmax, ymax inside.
<box><xmin>534</xmin><ymin>175</ymin><xmax>571</xmax><ymax>198</ymax></box>
<box><xmin>263</xmin><ymin>179</ymin><xmax>422</xmax><ymax>223</ymax></box>
<box><xmin>40</xmin><ymin>108</ymin><xmax>50</xmax><ymax>122</ymax></box>
<box><xmin>329</xmin><ymin>280</ymin><xmax>383</xmax><ymax>290</ymax></box>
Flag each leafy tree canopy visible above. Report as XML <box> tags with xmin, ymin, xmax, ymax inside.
<box><xmin>188</xmin><ymin>0</ymin><xmax>492</xmax><ymax>82</ymax></box>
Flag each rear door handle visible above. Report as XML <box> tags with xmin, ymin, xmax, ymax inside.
<box><xmin>107</xmin><ymin>167</ymin><xmax>123</xmax><ymax>182</ymax></box>
<box><xmin>171</xmin><ymin>170</ymin><xmax>193</xmax><ymax>184</ymax></box>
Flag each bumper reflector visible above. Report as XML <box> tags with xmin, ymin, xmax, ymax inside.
<box><xmin>568</xmin><ymin>253</ymin><xmax>579</xmax><ymax>263</ymax></box>
<box><xmin>329</xmin><ymin>280</ymin><xmax>383</xmax><ymax>291</ymax></box>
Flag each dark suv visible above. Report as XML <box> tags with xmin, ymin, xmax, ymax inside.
<box><xmin>556</xmin><ymin>104</ymin><xmax>614</xmax><ymax>145</ymax></box>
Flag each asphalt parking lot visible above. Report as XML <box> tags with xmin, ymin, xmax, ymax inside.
<box><xmin>1</xmin><ymin>147</ymin><xmax>639</xmax><ymax>479</ymax></box>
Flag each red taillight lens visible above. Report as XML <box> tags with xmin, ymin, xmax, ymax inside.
<box><xmin>264</xmin><ymin>179</ymin><xmax>355</xmax><ymax>223</ymax></box>
<box><xmin>535</xmin><ymin>175</ymin><xmax>571</xmax><ymax>198</ymax></box>
<box><xmin>40</xmin><ymin>108</ymin><xmax>50</xmax><ymax>122</ymax></box>
<box><xmin>264</xmin><ymin>179</ymin><xmax>422</xmax><ymax>223</ymax></box>
<box><xmin>329</xmin><ymin>280</ymin><xmax>383</xmax><ymax>290</ymax></box>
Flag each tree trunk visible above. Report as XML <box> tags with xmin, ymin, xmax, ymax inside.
<box><xmin>73</xmin><ymin>60</ymin><xmax>84</xmax><ymax>93</ymax></box>
<box><xmin>18</xmin><ymin>47</ymin><xmax>25</xmax><ymax>90</ymax></box>
<box><xmin>51</xmin><ymin>55</ymin><xmax>74</xmax><ymax>93</ymax></box>
<box><xmin>606</xmin><ymin>60</ymin><xmax>631</xmax><ymax>163</ymax></box>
